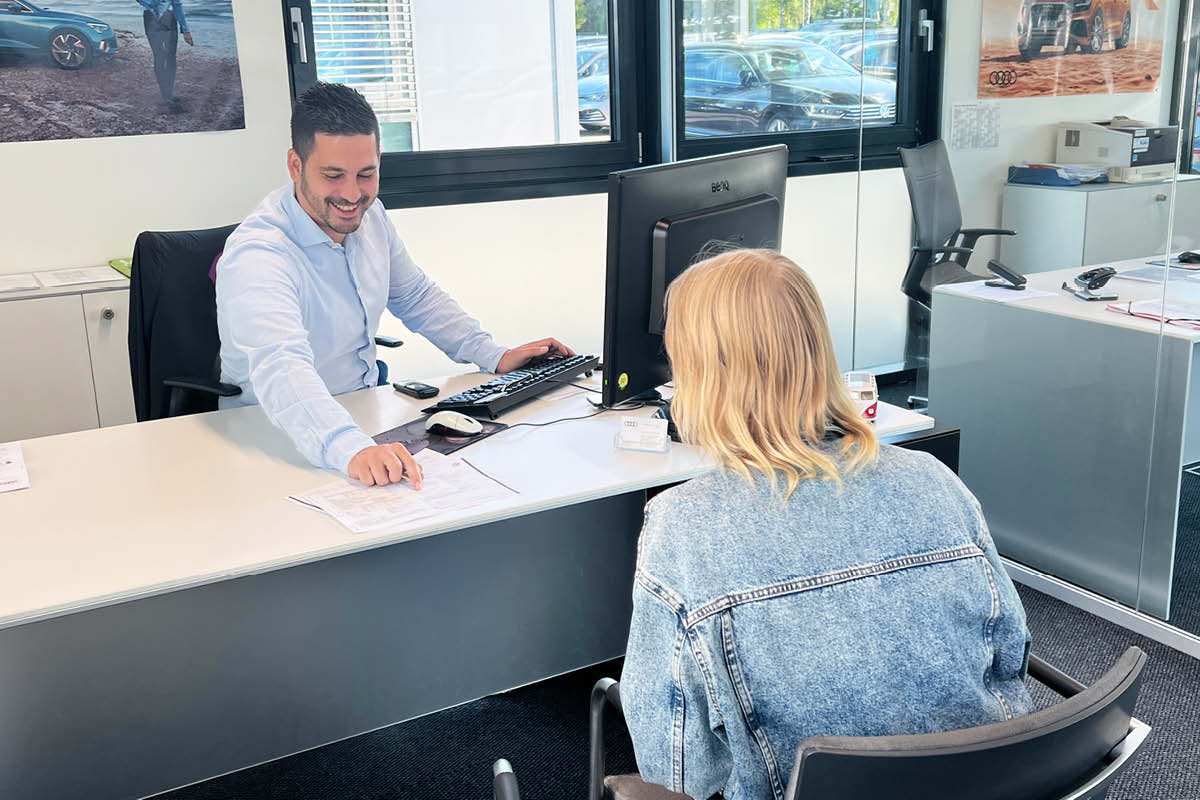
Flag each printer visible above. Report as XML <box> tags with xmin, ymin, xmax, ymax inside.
<box><xmin>1056</xmin><ymin>117</ymin><xmax>1178</xmax><ymax>183</ymax></box>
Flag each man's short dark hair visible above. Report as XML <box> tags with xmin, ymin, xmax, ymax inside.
<box><xmin>291</xmin><ymin>82</ymin><xmax>380</xmax><ymax>161</ymax></box>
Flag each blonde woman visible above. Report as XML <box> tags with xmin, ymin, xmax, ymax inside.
<box><xmin>621</xmin><ymin>250</ymin><xmax>1032</xmax><ymax>800</ymax></box>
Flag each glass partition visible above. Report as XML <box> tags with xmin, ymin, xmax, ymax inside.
<box><xmin>884</xmin><ymin>0</ymin><xmax>1182</xmax><ymax>628</ymax></box>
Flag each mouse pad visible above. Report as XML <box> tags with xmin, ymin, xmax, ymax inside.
<box><xmin>372</xmin><ymin>416</ymin><xmax>508</xmax><ymax>456</ymax></box>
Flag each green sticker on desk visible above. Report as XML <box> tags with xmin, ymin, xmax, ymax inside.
<box><xmin>108</xmin><ymin>258</ymin><xmax>132</xmax><ymax>278</ymax></box>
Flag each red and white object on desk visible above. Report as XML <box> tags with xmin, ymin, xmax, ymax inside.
<box><xmin>844</xmin><ymin>371</ymin><xmax>878</xmax><ymax>423</ymax></box>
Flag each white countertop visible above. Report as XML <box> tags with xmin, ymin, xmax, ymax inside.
<box><xmin>934</xmin><ymin>258</ymin><xmax>1200</xmax><ymax>343</ymax></box>
<box><xmin>0</xmin><ymin>371</ymin><xmax>931</xmax><ymax>630</ymax></box>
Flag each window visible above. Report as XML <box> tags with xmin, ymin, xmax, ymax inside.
<box><xmin>1171</xmin><ymin>1</ymin><xmax>1200</xmax><ymax>173</ymax></box>
<box><xmin>282</xmin><ymin>0</ymin><xmax>941</xmax><ymax>204</ymax></box>
<box><xmin>671</xmin><ymin>0</ymin><xmax>942</xmax><ymax>174</ymax></box>
<box><xmin>283</xmin><ymin>0</ymin><xmax>651</xmax><ymax>206</ymax></box>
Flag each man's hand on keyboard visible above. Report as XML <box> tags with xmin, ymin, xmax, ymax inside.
<box><xmin>348</xmin><ymin>443</ymin><xmax>424</xmax><ymax>489</ymax></box>
<box><xmin>496</xmin><ymin>338</ymin><xmax>576</xmax><ymax>373</ymax></box>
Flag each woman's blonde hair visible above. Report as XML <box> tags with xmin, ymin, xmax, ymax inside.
<box><xmin>664</xmin><ymin>248</ymin><xmax>877</xmax><ymax>497</ymax></box>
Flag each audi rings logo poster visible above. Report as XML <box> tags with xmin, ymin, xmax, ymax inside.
<box><xmin>978</xmin><ymin>0</ymin><xmax>1165</xmax><ymax>99</ymax></box>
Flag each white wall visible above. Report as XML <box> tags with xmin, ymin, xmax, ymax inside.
<box><xmin>0</xmin><ymin>1</ymin><xmax>292</xmax><ymax>273</ymax></box>
<box><xmin>381</xmin><ymin>168</ymin><xmax>915</xmax><ymax>380</ymax></box>
<box><xmin>411</xmin><ymin>0</ymin><xmax>580</xmax><ymax>150</ymax></box>
<box><xmin>942</xmin><ymin>1</ymin><xmax>1181</xmax><ymax>264</ymax></box>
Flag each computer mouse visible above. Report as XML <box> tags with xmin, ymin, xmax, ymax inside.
<box><xmin>424</xmin><ymin>410</ymin><xmax>484</xmax><ymax>437</ymax></box>
<box><xmin>1178</xmin><ymin>251</ymin><xmax>1200</xmax><ymax>264</ymax></box>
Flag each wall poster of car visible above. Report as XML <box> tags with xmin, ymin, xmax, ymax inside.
<box><xmin>979</xmin><ymin>0</ymin><xmax>1167</xmax><ymax>99</ymax></box>
<box><xmin>0</xmin><ymin>0</ymin><xmax>244</xmax><ymax>143</ymax></box>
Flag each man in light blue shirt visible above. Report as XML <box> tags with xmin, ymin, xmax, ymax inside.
<box><xmin>216</xmin><ymin>83</ymin><xmax>572</xmax><ymax>488</ymax></box>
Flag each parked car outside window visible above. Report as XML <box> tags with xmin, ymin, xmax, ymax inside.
<box><xmin>683</xmin><ymin>41</ymin><xmax>896</xmax><ymax>137</ymax></box>
<box><xmin>838</xmin><ymin>38</ymin><xmax>898</xmax><ymax>80</ymax></box>
<box><xmin>578</xmin><ymin>48</ymin><xmax>608</xmax><ymax>78</ymax></box>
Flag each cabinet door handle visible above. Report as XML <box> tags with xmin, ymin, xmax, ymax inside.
<box><xmin>1155</xmin><ymin>193</ymin><xmax>1168</xmax><ymax>202</ymax></box>
<box><xmin>101</xmin><ymin>307</ymin><xmax>115</xmax><ymax>321</ymax></box>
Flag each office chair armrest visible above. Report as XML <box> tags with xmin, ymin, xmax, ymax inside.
<box><xmin>1057</xmin><ymin>718</ymin><xmax>1151</xmax><ymax>800</ymax></box>
<box><xmin>958</xmin><ymin>227</ymin><xmax>1016</xmax><ymax>237</ymax></box>
<box><xmin>492</xmin><ymin>759</ymin><xmax>521</xmax><ymax>800</ymax></box>
<box><xmin>374</xmin><ymin>336</ymin><xmax>404</xmax><ymax>348</ymax></box>
<box><xmin>1028</xmin><ymin>653</ymin><xmax>1087</xmax><ymax>698</ymax></box>
<box><xmin>589</xmin><ymin>678</ymin><xmax>624</xmax><ymax>800</ymax></box>
<box><xmin>162</xmin><ymin>377</ymin><xmax>243</xmax><ymax>397</ymax></box>
<box><xmin>957</xmin><ymin>228</ymin><xmax>1016</xmax><ymax>251</ymax></box>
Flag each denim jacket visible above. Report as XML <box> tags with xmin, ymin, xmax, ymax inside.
<box><xmin>621</xmin><ymin>445</ymin><xmax>1033</xmax><ymax>800</ymax></box>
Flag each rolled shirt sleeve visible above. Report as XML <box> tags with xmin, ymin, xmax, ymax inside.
<box><xmin>385</xmin><ymin>223</ymin><xmax>508</xmax><ymax>373</ymax></box>
<box><xmin>171</xmin><ymin>0</ymin><xmax>189</xmax><ymax>32</ymax></box>
<box><xmin>216</xmin><ymin>244</ymin><xmax>374</xmax><ymax>473</ymax></box>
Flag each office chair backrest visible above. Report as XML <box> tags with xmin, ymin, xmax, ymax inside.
<box><xmin>786</xmin><ymin>646</ymin><xmax>1147</xmax><ymax>800</ymax></box>
<box><xmin>899</xmin><ymin>140</ymin><xmax>962</xmax><ymax>252</ymax></box>
<box><xmin>128</xmin><ymin>224</ymin><xmax>238</xmax><ymax>421</ymax></box>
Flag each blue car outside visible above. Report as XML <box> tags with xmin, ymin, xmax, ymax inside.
<box><xmin>0</xmin><ymin>0</ymin><xmax>117</xmax><ymax>69</ymax></box>
<box><xmin>578</xmin><ymin>72</ymin><xmax>609</xmax><ymax>131</ymax></box>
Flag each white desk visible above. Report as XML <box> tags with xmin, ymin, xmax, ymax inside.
<box><xmin>930</xmin><ymin>260</ymin><xmax>1197</xmax><ymax>621</ymax></box>
<box><xmin>0</xmin><ymin>374</ymin><xmax>936</xmax><ymax>799</ymax></box>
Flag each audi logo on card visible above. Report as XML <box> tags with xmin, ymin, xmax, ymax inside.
<box><xmin>989</xmin><ymin>70</ymin><xmax>1018</xmax><ymax>87</ymax></box>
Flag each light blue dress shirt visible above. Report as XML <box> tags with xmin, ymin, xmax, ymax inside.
<box><xmin>215</xmin><ymin>184</ymin><xmax>508</xmax><ymax>473</ymax></box>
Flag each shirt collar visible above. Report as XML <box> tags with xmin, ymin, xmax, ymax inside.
<box><xmin>283</xmin><ymin>183</ymin><xmax>337</xmax><ymax>249</ymax></box>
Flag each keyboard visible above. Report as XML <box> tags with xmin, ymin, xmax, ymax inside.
<box><xmin>422</xmin><ymin>354</ymin><xmax>601</xmax><ymax>419</ymax></box>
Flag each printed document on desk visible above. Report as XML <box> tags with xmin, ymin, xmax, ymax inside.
<box><xmin>1106</xmin><ymin>299</ymin><xmax>1200</xmax><ymax>330</ymax></box>
<box><xmin>1118</xmin><ymin>266</ymin><xmax>1200</xmax><ymax>285</ymax></box>
<box><xmin>938</xmin><ymin>281</ymin><xmax>1055</xmax><ymax>303</ymax></box>
<box><xmin>289</xmin><ymin>449</ymin><xmax>516</xmax><ymax>533</ymax></box>
<box><xmin>0</xmin><ymin>442</ymin><xmax>30</xmax><ymax>494</ymax></box>
<box><xmin>0</xmin><ymin>274</ymin><xmax>40</xmax><ymax>293</ymax></box>
<box><xmin>35</xmin><ymin>266</ymin><xmax>123</xmax><ymax>288</ymax></box>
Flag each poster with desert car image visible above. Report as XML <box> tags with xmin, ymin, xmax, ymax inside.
<box><xmin>0</xmin><ymin>0</ymin><xmax>244</xmax><ymax>143</ymax></box>
<box><xmin>979</xmin><ymin>0</ymin><xmax>1166</xmax><ymax>99</ymax></box>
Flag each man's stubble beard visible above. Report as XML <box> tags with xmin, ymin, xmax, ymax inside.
<box><xmin>298</xmin><ymin>171</ymin><xmax>364</xmax><ymax>237</ymax></box>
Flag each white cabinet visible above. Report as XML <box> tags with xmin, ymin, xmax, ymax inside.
<box><xmin>82</xmin><ymin>290</ymin><xmax>136</xmax><ymax>428</ymax></box>
<box><xmin>1000</xmin><ymin>175</ymin><xmax>1200</xmax><ymax>273</ymax></box>
<box><xmin>0</xmin><ymin>281</ymin><xmax>134</xmax><ymax>442</ymax></box>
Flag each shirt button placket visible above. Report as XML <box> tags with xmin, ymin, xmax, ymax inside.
<box><xmin>342</xmin><ymin>238</ymin><xmax>374</xmax><ymax>384</ymax></box>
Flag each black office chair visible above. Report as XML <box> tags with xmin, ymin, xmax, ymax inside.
<box><xmin>128</xmin><ymin>225</ymin><xmax>402</xmax><ymax>421</ymax></box>
<box><xmin>493</xmin><ymin>646</ymin><xmax>1150</xmax><ymax>800</ymax></box>
<box><xmin>898</xmin><ymin>139</ymin><xmax>1017</xmax><ymax>408</ymax></box>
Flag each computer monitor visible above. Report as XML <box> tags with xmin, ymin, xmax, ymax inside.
<box><xmin>601</xmin><ymin>145</ymin><xmax>788</xmax><ymax>408</ymax></box>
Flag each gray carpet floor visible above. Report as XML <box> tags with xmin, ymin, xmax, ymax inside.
<box><xmin>1170</xmin><ymin>471</ymin><xmax>1200</xmax><ymax>638</ymax></box>
<box><xmin>154</xmin><ymin>584</ymin><xmax>1200</xmax><ymax>799</ymax></box>
<box><xmin>1017</xmin><ymin>584</ymin><xmax>1200</xmax><ymax>799</ymax></box>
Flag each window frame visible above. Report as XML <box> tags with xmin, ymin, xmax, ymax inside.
<box><xmin>280</xmin><ymin>0</ymin><xmax>942</xmax><ymax>206</ymax></box>
<box><xmin>281</xmin><ymin>0</ymin><xmax>656</xmax><ymax>208</ymax></box>
<box><xmin>1169</xmin><ymin>0</ymin><xmax>1200</xmax><ymax>174</ymax></box>
<box><xmin>669</xmin><ymin>0</ymin><xmax>944</xmax><ymax>177</ymax></box>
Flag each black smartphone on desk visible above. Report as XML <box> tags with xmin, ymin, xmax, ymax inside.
<box><xmin>394</xmin><ymin>381</ymin><xmax>438</xmax><ymax>399</ymax></box>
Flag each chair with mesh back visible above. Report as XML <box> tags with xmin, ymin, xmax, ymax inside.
<box><xmin>898</xmin><ymin>139</ymin><xmax>1017</xmax><ymax>408</ymax></box>
<box><xmin>492</xmin><ymin>646</ymin><xmax>1150</xmax><ymax>800</ymax></box>
<box><xmin>128</xmin><ymin>225</ymin><xmax>402</xmax><ymax>421</ymax></box>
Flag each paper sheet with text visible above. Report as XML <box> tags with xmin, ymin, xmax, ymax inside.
<box><xmin>35</xmin><ymin>267</ymin><xmax>123</xmax><ymax>288</ymax></box>
<box><xmin>289</xmin><ymin>449</ymin><xmax>516</xmax><ymax>533</ymax></box>
<box><xmin>0</xmin><ymin>442</ymin><xmax>31</xmax><ymax>494</ymax></box>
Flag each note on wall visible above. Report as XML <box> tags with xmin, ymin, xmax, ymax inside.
<box><xmin>951</xmin><ymin>102</ymin><xmax>1000</xmax><ymax>151</ymax></box>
